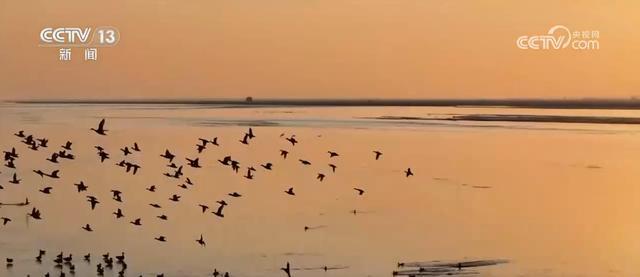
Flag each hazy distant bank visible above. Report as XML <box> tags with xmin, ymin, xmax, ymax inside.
<box><xmin>10</xmin><ymin>98</ymin><xmax>640</xmax><ymax>110</ymax></box>
<box><xmin>371</xmin><ymin>114</ymin><xmax>640</xmax><ymax>125</ymax></box>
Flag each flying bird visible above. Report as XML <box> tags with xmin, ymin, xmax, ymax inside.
<box><xmin>405</xmin><ymin>168</ymin><xmax>414</xmax><ymax>177</ymax></box>
<box><xmin>261</xmin><ymin>162</ymin><xmax>273</xmax><ymax>170</ymax></box>
<box><xmin>281</xmin><ymin>262</ymin><xmax>291</xmax><ymax>277</ymax></box>
<box><xmin>82</xmin><ymin>224</ymin><xmax>93</xmax><ymax>232</ymax></box>
<box><xmin>86</xmin><ymin>196</ymin><xmax>99</xmax><ymax>210</ymax></box>
<box><xmin>113</xmin><ymin>208</ymin><xmax>125</xmax><ymax>219</ymax></box>
<box><xmin>239</xmin><ymin>133</ymin><xmax>250</xmax><ymax>145</ymax></box>
<box><xmin>196</xmin><ymin>234</ymin><xmax>206</xmax><ymax>247</ymax></box>
<box><xmin>62</xmin><ymin>141</ymin><xmax>73</xmax><ymax>150</ymax></box>
<box><xmin>160</xmin><ymin>149</ymin><xmax>175</xmax><ymax>162</ymax></box>
<box><xmin>373</xmin><ymin>151</ymin><xmax>382</xmax><ymax>160</ymax></box>
<box><xmin>91</xmin><ymin>119</ymin><xmax>108</xmax><ymax>135</ymax></box>
<box><xmin>28</xmin><ymin>207</ymin><xmax>42</xmax><ymax>219</ymax></box>
<box><xmin>285</xmin><ymin>187</ymin><xmax>295</xmax><ymax>196</ymax></box>
<box><xmin>286</xmin><ymin>136</ymin><xmax>298</xmax><ymax>146</ymax></box>
<box><xmin>191</xmin><ymin>203</ymin><xmax>208</xmax><ymax>213</ymax></box>
<box><xmin>9</xmin><ymin>173</ymin><xmax>20</xmax><ymax>184</ymax></box>
<box><xmin>74</xmin><ymin>181</ymin><xmax>88</xmax><ymax>192</ymax></box>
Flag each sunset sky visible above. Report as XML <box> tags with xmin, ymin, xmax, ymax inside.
<box><xmin>0</xmin><ymin>0</ymin><xmax>638</xmax><ymax>100</ymax></box>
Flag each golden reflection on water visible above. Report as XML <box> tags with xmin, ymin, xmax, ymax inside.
<box><xmin>0</xmin><ymin>104</ymin><xmax>639</xmax><ymax>276</ymax></box>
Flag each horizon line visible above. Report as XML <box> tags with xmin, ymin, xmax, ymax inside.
<box><xmin>6</xmin><ymin>97</ymin><xmax>640</xmax><ymax>110</ymax></box>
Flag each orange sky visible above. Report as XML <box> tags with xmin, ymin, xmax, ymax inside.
<box><xmin>0</xmin><ymin>1</ymin><xmax>638</xmax><ymax>100</ymax></box>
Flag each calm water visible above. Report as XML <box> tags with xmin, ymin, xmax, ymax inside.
<box><xmin>1</xmin><ymin>103</ymin><xmax>640</xmax><ymax>276</ymax></box>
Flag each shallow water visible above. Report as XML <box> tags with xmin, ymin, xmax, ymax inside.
<box><xmin>1</xmin><ymin>103</ymin><xmax>639</xmax><ymax>276</ymax></box>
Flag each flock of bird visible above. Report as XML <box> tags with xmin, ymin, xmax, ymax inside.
<box><xmin>1</xmin><ymin>118</ymin><xmax>416</xmax><ymax>276</ymax></box>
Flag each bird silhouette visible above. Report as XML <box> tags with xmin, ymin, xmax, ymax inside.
<box><xmin>130</xmin><ymin>218</ymin><xmax>142</xmax><ymax>226</ymax></box>
<box><xmin>212</xmin><ymin>204</ymin><xmax>225</xmax><ymax>218</ymax></box>
<box><xmin>373</xmin><ymin>151</ymin><xmax>382</xmax><ymax>160</ymax></box>
<box><xmin>210</xmin><ymin>137</ymin><xmax>219</xmax><ymax>146</ymax></box>
<box><xmin>169</xmin><ymin>194</ymin><xmax>181</xmax><ymax>202</ymax></box>
<box><xmin>247</xmin><ymin>127</ymin><xmax>255</xmax><ymax>139</ymax></box>
<box><xmin>91</xmin><ymin>119</ymin><xmax>108</xmax><ymax>135</ymax></box>
<box><xmin>46</xmin><ymin>153</ymin><xmax>59</xmax><ymax>163</ymax></box>
<box><xmin>28</xmin><ymin>207</ymin><xmax>42</xmax><ymax>219</ymax></box>
<box><xmin>45</xmin><ymin>170</ymin><xmax>60</xmax><ymax>178</ymax></box>
<box><xmin>9</xmin><ymin>173</ymin><xmax>20</xmax><ymax>184</ymax></box>
<box><xmin>160</xmin><ymin>149</ymin><xmax>175</xmax><ymax>162</ymax></box>
<box><xmin>154</xmin><ymin>236</ymin><xmax>166</xmax><ymax>242</ymax></box>
<box><xmin>328</xmin><ymin>151</ymin><xmax>339</xmax><ymax>158</ymax></box>
<box><xmin>146</xmin><ymin>185</ymin><xmax>156</xmax><ymax>192</ymax></box>
<box><xmin>218</xmin><ymin>156</ymin><xmax>232</xmax><ymax>165</ymax></box>
<box><xmin>124</xmin><ymin>162</ymin><xmax>141</xmax><ymax>175</ymax></box>
<box><xmin>37</xmin><ymin>138</ymin><xmax>49</xmax><ymax>148</ymax></box>
<box><xmin>285</xmin><ymin>187</ymin><xmax>295</xmax><ymax>196</ymax></box>
<box><xmin>280</xmin><ymin>150</ymin><xmax>289</xmax><ymax>159</ymax></box>
<box><xmin>261</xmin><ymin>162</ymin><xmax>273</xmax><ymax>170</ymax></box>
<box><xmin>4</xmin><ymin>159</ymin><xmax>15</xmax><ymax>169</ymax></box>
<box><xmin>196</xmin><ymin>144</ymin><xmax>206</xmax><ymax>153</ymax></box>
<box><xmin>186</xmin><ymin>157</ymin><xmax>201</xmax><ymax>168</ymax></box>
<box><xmin>329</xmin><ymin>164</ymin><xmax>337</xmax><ymax>173</ymax></box>
<box><xmin>98</xmin><ymin>151</ymin><xmax>110</xmax><ymax>162</ymax></box>
<box><xmin>244</xmin><ymin>168</ymin><xmax>254</xmax><ymax>179</ymax></box>
<box><xmin>353</xmin><ymin>188</ymin><xmax>365</xmax><ymax>195</ymax></box>
<box><xmin>14</xmin><ymin>130</ymin><xmax>25</xmax><ymax>137</ymax></box>
<box><xmin>74</xmin><ymin>181</ymin><xmax>88</xmax><ymax>192</ymax></box>
<box><xmin>82</xmin><ymin>224</ymin><xmax>93</xmax><ymax>232</ymax></box>
<box><xmin>120</xmin><ymin>147</ymin><xmax>132</xmax><ymax>156</ymax></box>
<box><xmin>317</xmin><ymin>173</ymin><xmax>325</xmax><ymax>182</ymax></box>
<box><xmin>3</xmin><ymin>147</ymin><xmax>18</xmax><ymax>159</ymax></box>
<box><xmin>198</xmin><ymin>138</ymin><xmax>209</xmax><ymax>146</ymax></box>
<box><xmin>286</xmin><ymin>136</ymin><xmax>298</xmax><ymax>146</ymax></box>
<box><xmin>1</xmin><ymin>217</ymin><xmax>11</xmax><ymax>225</ymax></box>
<box><xmin>62</xmin><ymin>141</ymin><xmax>73</xmax><ymax>150</ymax></box>
<box><xmin>33</xmin><ymin>169</ymin><xmax>45</xmax><ymax>178</ymax></box>
<box><xmin>157</xmin><ymin>214</ymin><xmax>168</xmax><ymax>220</ymax></box>
<box><xmin>198</xmin><ymin>204</ymin><xmax>209</xmax><ymax>213</ymax></box>
<box><xmin>281</xmin><ymin>262</ymin><xmax>292</xmax><ymax>277</ymax></box>
<box><xmin>149</xmin><ymin>203</ymin><xmax>162</xmax><ymax>208</ymax></box>
<box><xmin>132</xmin><ymin>143</ymin><xmax>141</xmax><ymax>152</ymax></box>
<box><xmin>299</xmin><ymin>159</ymin><xmax>311</xmax><ymax>165</ymax></box>
<box><xmin>228</xmin><ymin>192</ymin><xmax>242</xmax><ymax>197</ymax></box>
<box><xmin>239</xmin><ymin>133</ymin><xmax>250</xmax><ymax>145</ymax></box>
<box><xmin>57</xmin><ymin>150</ymin><xmax>74</xmax><ymax>160</ymax></box>
<box><xmin>113</xmin><ymin>208</ymin><xmax>124</xmax><ymax>218</ymax></box>
<box><xmin>39</xmin><ymin>187</ymin><xmax>53</xmax><ymax>194</ymax></box>
<box><xmin>405</xmin><ymin>168</ymin><xmax>413</xmax><ymax>177</ymax></box>
<box><xmin>196</xmin><ymin>234</ymin><xmax>206</xmax><ymax>247</ymax></box>
<box><xmin>86</xmin><ymin>196</ymin><xmax>99</xmax><ymax>210</ymax></box>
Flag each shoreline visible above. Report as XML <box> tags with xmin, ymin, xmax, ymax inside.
<box><xmin>8</xmin><ymin>98</ymin><xmax>640</xmax><ymax>110</ymax></box>
<box><xmin>369</xmin><ymin>114</ymin><xmax>640</xmax><ymax>125</ymax></box>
